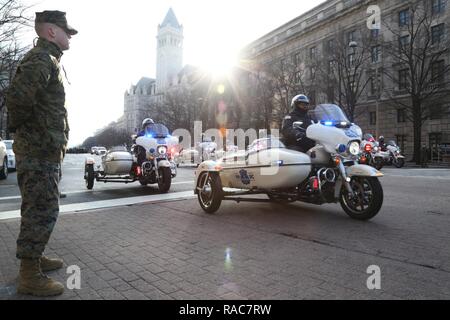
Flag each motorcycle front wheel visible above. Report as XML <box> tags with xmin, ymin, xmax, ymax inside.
<box><xmin>393</xmin><ymin>158</ymin><xmax>405</xmax><ymax>168</ymax></box>
<box><xmin>157</xmin><ymin>167</ymin><xmax>172</xmax><ymax>193</ymax></box>
<box><xmin>374</xmin><ymin>158</ymin><xmax>384</xmax><ymax>170</ymax></box>
<box><xmin>340</xmin><ymin>177</ymin><xmax>383</xmax><ymax>221</ymax></box>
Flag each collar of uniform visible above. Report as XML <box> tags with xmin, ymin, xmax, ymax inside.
<box><xmin>36</xmin><ymin>37</ymin><xmax>63</xmax><ymax>61</ymax></box>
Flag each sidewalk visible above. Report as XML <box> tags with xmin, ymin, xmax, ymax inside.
<box><xmin>1</xmin><ymin>196</ymin><xmax>450</xmax><ymax>300</ymax></box>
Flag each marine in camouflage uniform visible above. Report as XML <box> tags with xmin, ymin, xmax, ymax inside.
<box><xmin>6</xmin><ymin>10</ymin><xmax>77</xmax><ymax>297</ymax></box>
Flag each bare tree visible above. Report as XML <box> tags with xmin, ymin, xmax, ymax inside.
<box><xmin>382</xmin><ymin>0</ymin><xmax>450</xmax><ymax>164</ymax></box>
<box><xmin>319</xmin><ymin>27</ymin><xmax>373</xmax><ymax>122</ymax></box>
<box><xmin>0</xmin><ymin>0</ymin><xmax>30</xmax><ymax>138</ymax></box>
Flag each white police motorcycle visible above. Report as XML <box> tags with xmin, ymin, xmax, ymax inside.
<box><xmin>84</xmin><ymin>123</ymin><xmax>178</xmax><ymax>193</ymax></box>
<box><xmin>195</xmin><ymin>104</ymin><xmax>384</xmax><ymax>221</ymax></box>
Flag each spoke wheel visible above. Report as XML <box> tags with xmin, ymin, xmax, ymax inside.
<box><xmin>340</xmin><ymin>177</ymin><xmax>383</xmax><ymax>221</ymax></box>
<box><xmin>197</xmin><ymin>172</ymin><xmax>223</xmax><ymax>214</ymax></box>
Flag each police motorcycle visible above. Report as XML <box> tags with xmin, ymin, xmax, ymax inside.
<box><xmin>84</xmin><ymin>123</ymin><xmax>178</xmax><ymax>193</ymax></box>
<box><xmin>383</xmin><ymin>140</ymin><xmax>405</xmax><ymax>168</ymax></box>
<box><xmin>359</xmin><ymin>134</ymin><xmax>387</xmax><ymax>170</ymax></box>
<box><xmin>197</xmin><ymin>135</ymin><xmax>218</xmax><ymax>162</ymax></box>
<box><xmin>194</xmin><ymin>104</ymin><xmax>384</xmax><ymax>221</ymax></box>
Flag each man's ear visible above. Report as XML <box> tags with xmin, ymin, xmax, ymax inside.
<box><xmin>48</xmin><ymin>25</ymin><xmax>57</xmax><ymax>39</ymax></box>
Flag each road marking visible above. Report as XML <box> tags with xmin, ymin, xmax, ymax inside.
<box><xmin>0</xmin><ymin>181</ymin><xmax>195</xmax><ymax>201</ymax></box>
<box><xmin>0</xmin><ymin>191</ymin><xmax>196</xmax><ymax>221</ymax></box>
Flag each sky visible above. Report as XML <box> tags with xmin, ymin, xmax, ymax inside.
<box><xmin>20</xmin><ymin>0</ymin><xmax>325</xmax><ymax>147</ymax></box>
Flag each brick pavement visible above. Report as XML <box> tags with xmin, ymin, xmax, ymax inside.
<box><xmin>1</xmin><ymin>175</ymin><xmax>450</xmax><ymax>300</ymax></box>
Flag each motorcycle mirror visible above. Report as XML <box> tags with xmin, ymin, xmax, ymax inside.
<box><xmin>293</xmin><ymin>121</ymin><xmax>303</xmax><ymax>129</ymax></box>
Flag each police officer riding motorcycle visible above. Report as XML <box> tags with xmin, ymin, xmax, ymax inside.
<box><xmin>281</xmin><ymin>94</ymin><xmax>316</xmax><ymax>153</ymax></box>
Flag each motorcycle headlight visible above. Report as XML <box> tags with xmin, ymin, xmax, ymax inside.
<box><xmin>373</xmin><ymin>146</ymin><xmax>379</xmax><ymax>152</ymax></box>
<box><xmin>348</xmin><ymin>142</ymin><xmax>360</xmax><ymax>156</ymax></box>
<box><xmin>157</xmin><ymin>146</ymin><xmax>167</xmax><ymax>155</ymax></box>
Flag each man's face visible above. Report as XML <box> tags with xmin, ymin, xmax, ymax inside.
<box><xmin>52</xmin><ymin>24</ymin><xmax>71</xmax><ymax>51</ymax></box>
<box><xmin>297</xmin><ymin>102</ymin><xmax>310</xmax><ymax>112</ymax></box>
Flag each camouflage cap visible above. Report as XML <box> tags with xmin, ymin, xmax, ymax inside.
<box><xmin>35</xmin><ymin>10</ymin><xmax>78</xmax><ymax>35</ymax></box>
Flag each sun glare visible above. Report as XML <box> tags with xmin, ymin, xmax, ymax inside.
<box><xmin>200</xmin><ymin>50</ymin><xmax>239</xmax><ymax>77</ymax></box>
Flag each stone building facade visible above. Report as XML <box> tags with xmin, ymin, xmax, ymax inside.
<box><xmin>123</xmin><ymin>8</ymin><xmax>184</xmax><ymax>134</ymax></box>
<box><xmin>240</xmin><ymin>0</ymin><xmax>450</xmax><ymax>162</ymax></box>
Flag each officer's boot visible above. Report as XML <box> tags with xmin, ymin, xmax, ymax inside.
<box><xmin>17</xmin><ymin>258</ymin><xmax>64</xmax><ymax>297</ymax></box>
<box><xmin>40</xmin><ymin>256</ymin><xmax>64</xmax><ymax>272</ymax></box>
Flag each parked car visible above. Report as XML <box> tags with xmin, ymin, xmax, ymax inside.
<box><xmin>0</xmin><ymin>138</ymin><xmax>8</xmax><ymax>179</ymax></box>
<box><xmin>95</xmin><ymin>147</ymin><xmax>107</xmax><ymax>155</ymax></box>
<box><xmin>90</xmin><ymin>146</ymin><xmax>99</xmax><ymax>155</ymax></box>
<box><xmin>4</xmin><ymin>140</ymin><xmax>16</xmax><ymax>171</ymax></box>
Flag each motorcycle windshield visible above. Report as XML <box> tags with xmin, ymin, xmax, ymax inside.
<box><xmin>308</xmin><ymin>104</ymin><xmax>350</xmax><ymax>125</ymax></box>
<box><xmin>145</xmin><ymin>124</ymin><xmax>170</xmax><ymax>138</ymax></box>
<box><xmin>364</xmin><ymin>134</ymin><xmax>375</xmax><ymax>142</ymax></box>
<box><xmin>387</xmin><ymin>141</ymin><xmax>398</xmax><ymax>147</ymax></box>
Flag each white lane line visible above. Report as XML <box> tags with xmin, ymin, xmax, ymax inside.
<box><xmin>0</xmin><ymin>190</ymin><xmax>196</xmax><ymax>221</ymax></box>
<box><xmin>0</xmin><ymin>181</ymin><xmax>195</xmax><ymax>201</ymax></box>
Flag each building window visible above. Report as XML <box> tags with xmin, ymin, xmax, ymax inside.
<box><xmin>347</xmin><ymin>30</ymin><xmax>356</xmax><ymax>43</ymax></box>
<box><xmin>395</xmin><ymin>135</ymin><xmax>406</xmax><ymax>152</ymax></box>
<box><xmin>399</xmin><ymin>69</ymin><xmax>409</xmax><ymax>90</ymax></box>
<box><xmin>294</xmin><ymin>52</ymin><xmax>301</xmax><ymax>66</ymax></box>
<box><xmin>432</xmin><ymin>0</ymin><xmax>446</xmax><ymax>14</ymax></box>
<box><xmin>295</xmin><ymin>71</ymin><xmax>302</xmax><ymax>84</ymax></box>
<box><xmin>371</xmin><ymin>28</ymin><xmax>380</xmax><ymax>38</ymax></box>
<box><xmin>397</xmin><ymin>108</ymin><xmax>406</xmax><ymax>123</ymax></box>
<box><xmin>370</xmin><ymin>73</ymin><xmax>381</xmax><ymax>96</ymax></box>
<box><xmin>310</xmin><ymin>67</ymin><xmax>316</xmax><ymax>80</ymax></box>
<box><xmin>327</xmin><ymin>39</ymin><xmax>335</xmax><ymax>53</ymax></box>
<box><xmin>429</xmin><ymin>104</ymin><xmax>443</xmax><ymax>120</ymax></box>
<box><xmin>310</xmin><ymin>47</ymin><xmax>317</xmax><ymax>60</ymax></box>
<box><xmin>370</xmin><ymin>112</ymin><xmax>377</xmax><ymax>125</ymax></box>
<box><xmin>371</xmin><ymin>45</ymin><xmax>381</xmax><ymax>63</ymax></box>
<box><xmin>431</xmin><ymin>23</ymin><xmax>445</xmax><ymax>44</ymax></box>
<box><xmin>431</xmin><ymin>60</ymin><xmax>445</xmax><ymax>84</ymax></box>
<box><xmin>348</xmin><ymin>52</ymin><xmax>355</xmax><ymax>67</ymax></box>
<box><xmin>328</xmin><ymin>60</ymin><xmax>335</xmax><ymax>74</ymax></box>
<box><xmin>399</xmin><ymin>9</ymin><xmax>410</xmax><ymax>27</ymax></box>
<box><xmin>399</xmin><ymin>35</ymin><xmax>410</xmax><ymax>52</ymax></box>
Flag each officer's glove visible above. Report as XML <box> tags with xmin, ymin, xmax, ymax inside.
<box><xmin>295</xmin><ymin>132</ymin><xmax>305</xmax><ymax>142</ymax></box>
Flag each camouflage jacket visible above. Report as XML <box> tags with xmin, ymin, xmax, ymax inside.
<box><xmin>6</xmin><ymin>38</ymin><xmax>69</xmax><ymax>163</ymax></box>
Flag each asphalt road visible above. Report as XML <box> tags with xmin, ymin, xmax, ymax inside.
<box><xmin>0</xmin><ymin>154</ymin><xmax>196</xmax><ymax>213</ymax></box>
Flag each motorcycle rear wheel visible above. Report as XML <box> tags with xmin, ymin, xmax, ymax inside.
<box><xmin>340</xmin><ymin>177</ymin><xmax>383</xmax><ymax>221</ymax></box>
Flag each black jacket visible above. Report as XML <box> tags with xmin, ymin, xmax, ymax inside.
<box><xmin>281</xmin><ymin>108</ymin><xmax>315</xmax><ymax>152</ymax></box>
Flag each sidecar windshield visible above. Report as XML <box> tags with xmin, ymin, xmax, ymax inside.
<box><xmin>145</xmin><ymin>123</ymin><xmax>170</xmax><ymax>138</ymax></box>
<box><xmin>308</xmin><ymin>104</ymin><xmax>350</xmax><ymax>126</ymax></box>
<box><xmin>247</xmin><ymin>137</ymin><xmax>286</xmax><ymax>153</ymax></box>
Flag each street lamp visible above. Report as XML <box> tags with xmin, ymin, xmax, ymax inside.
<box><xmin>349</xmin><ymin>41</ymin><xmax>380</xmax><ymax>138</ymax></box>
